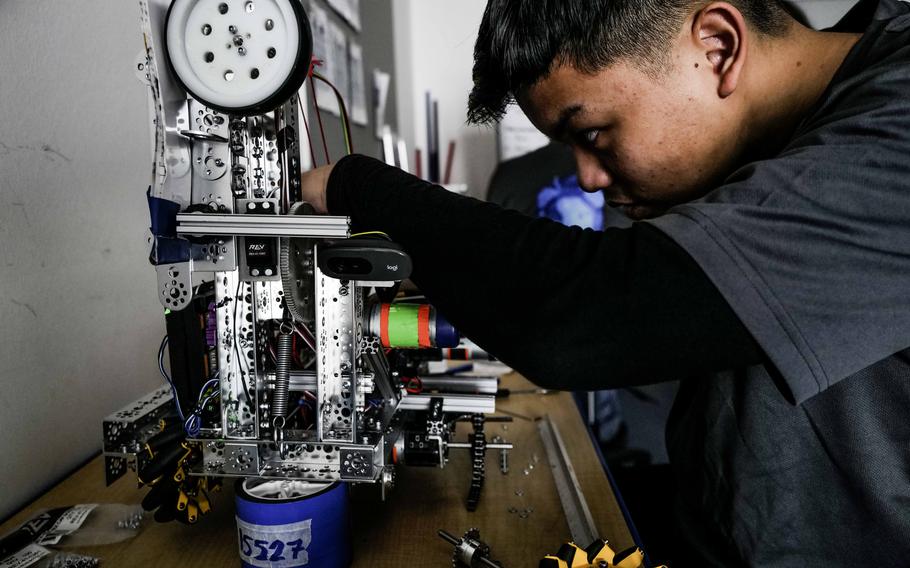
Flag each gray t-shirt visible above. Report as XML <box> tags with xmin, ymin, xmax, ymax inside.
<box><xmin>648</xmin><ymin>0</ymin><xmax>910</xmax><ymax>565</ymax></box>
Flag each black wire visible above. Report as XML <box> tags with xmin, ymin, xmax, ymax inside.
<box><xmin>233</xmin><ymin>278</ymin><xmax>253</xmax><ymax>404</ymax></box>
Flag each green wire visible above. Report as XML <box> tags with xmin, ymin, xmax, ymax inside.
<box><xmin>351</xmin><ymin>231</ymin><xmax>391</xmax><ymax>240</ymax></box>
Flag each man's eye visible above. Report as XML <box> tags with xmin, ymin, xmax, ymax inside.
<box><xmin>584</xmin><ymin>129</ymin><xmax>599</xmax><ymax>144</ymax></box>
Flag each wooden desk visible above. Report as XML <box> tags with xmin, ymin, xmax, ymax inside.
<box><xmin>1</xmin><ymin>373</ymin><xmax>632</xmax><ymax>566</ymax></box>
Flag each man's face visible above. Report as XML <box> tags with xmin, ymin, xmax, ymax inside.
<box><xmin>519</xmin><ymin>59</ymin><xmax>746</xmax><ymax>220</ymax></box>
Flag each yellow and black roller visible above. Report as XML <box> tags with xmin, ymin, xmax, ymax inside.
<box><xmin>540</xmin><ymin>538</ymin><xmax>665</xmax><ymax>568</ymax></box>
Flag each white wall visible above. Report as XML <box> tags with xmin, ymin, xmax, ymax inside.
<box><xmin>791</xmin><ymin>0</ymin><xmax>857</xmax><ymax>28</ymax></box>
<box><xmin>0</xmin><ymin>2</ymin><xmax>165</xmax><ymax>520</ymax></box>
<box><xmin>392</xmin><ymin>0</ymin><xmax>495</xmax><ymax>198</ymax></box>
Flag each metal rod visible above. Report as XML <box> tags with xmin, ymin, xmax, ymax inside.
<box><xmin>447</xmin><ymin>442</ymin><xmax>513</xmax><ymax>451</ymax></box>
<box><xmin>438</xmin><ymin>530</ymin><xmax>459</xmax><ymax>546</ymax></box>
<box><xmin>538</xmin><ymin>416</ymin><xmax>599</xmax><ymax>547</ymax></box>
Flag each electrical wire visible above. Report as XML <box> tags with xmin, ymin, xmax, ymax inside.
<box><xmin>308</xmin><ymin>71</ymin><xmax>331</xmax><ymax>164</ymax></box>
<box><xmin>403</xmin><ymin>377</ymin><xmax>423</xmax><ymax>394</ymax></box>
<box><xmin>350</xmin><ymin>231</ymin><xmax>391</xmax><ymax>240</ymax></box>
<box><xmin>232</xmin><ymin>278</ymin><xmax>253</xmax><ymax>404</ymax></box>
<box><xmin>297</xmin><ymin>94</ymin><xmax>318</xmax><ymax>168</ymax></box>
<box><xmin>184</xmin><ymin>376</ymin><xmax>221</xmax><ymax>437</ymax></box>
<box><xmin>158</xmin><ymin>336</ymin><xmax>185</xmax><ymax>422</ymax></box>
<box><xmin>312</xmin><ymin>71</ymin><xmax>354</xmax><ymax>156</ymax></box>
<box><xmin>294</xmin><ymin>323</ymin><xmax>317</xmax><ymax>352</ymax></box>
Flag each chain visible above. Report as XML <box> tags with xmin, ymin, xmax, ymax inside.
<box><xmin>466</xmin><ymin>414</ymin><xmax>486</xmax><ymax>511</ymax></box>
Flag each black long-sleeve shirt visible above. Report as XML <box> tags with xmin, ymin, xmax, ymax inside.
<box><xmin>326</xmin><ymin>154</ymin><xmax>762</xmax><ymax>390</ymax></box>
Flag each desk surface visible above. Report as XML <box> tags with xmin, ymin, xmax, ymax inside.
<box><xmin>1</xmin><ymin>373</ymin><xmax>632</xmax><ymax>567</ymax></box>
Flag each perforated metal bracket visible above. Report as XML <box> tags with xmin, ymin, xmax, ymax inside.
<box><xmin>314</xmin><ymin>253</ymin><xmax>358</xmax><ymax>443</ymax></box>
<box><xmin>339</xmin><ymin>447</ymin><xmax>375</xmax><ymax>481</ymax></box>
<box><xmin>157</xmin><ymin>262</ymin><xmax>193</xmax><ymax>310</ymax></box>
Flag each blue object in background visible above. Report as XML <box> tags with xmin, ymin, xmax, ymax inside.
<box><xmin>536</xmin><ymin>175</ymin><xmax>623</xmax><ymax>444</ymax></box>
<box><xmin>536</xmin><ymin>175</ymin><xmax>606</xmax><ymax>230</ymax></box>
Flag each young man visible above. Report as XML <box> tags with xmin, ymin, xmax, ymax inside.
<box><xmin>301</xmin><ymin>0</ymin><xmax>910</xmax><ymax>564</ymax></box>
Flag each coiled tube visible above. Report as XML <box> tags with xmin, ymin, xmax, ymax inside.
<box><xmin>272</xmin><ymin>331</ymin><xmax>292</xmax><ymax>423</ymax></box>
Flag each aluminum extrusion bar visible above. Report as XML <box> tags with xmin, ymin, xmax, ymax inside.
<box><xmin>261</xmin><ymin>371</ymin><xmax>318</xmax><ymax>391</ymax></box>
<box><xmin>538</xmin><ymin>416</ymin><xmax>599</xmax><ymax>546</ymax></box>
<box><xmin>398</xmin><ymin>394</ymin><xmax>496</xmax><ymax>414</ymax></box>
<box><xmin>418</xmin><ymin>376</ymin><xmax>498</xmax><ymax>395</ymax></box>
<box><xmin>176</xmin><ymin>214</ymin><xmax>351</xmax><ymax>238</ymax></box>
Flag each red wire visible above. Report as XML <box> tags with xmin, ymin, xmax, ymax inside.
<box><xmin>403</xmin><ymin>377</ymin><xmax>423</xmax><ymax>394</ymax></box>
<box><xmin>308</xmin><ymin>70</ymin><xmax>331</xmax><ymax>164</ymax></box>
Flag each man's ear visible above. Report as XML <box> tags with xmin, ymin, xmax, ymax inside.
<box><xmin>691</xmin><ymin>2</ymin><xmax>748</xmax><ymax>98</ymax></box>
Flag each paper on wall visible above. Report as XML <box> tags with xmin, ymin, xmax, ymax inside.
<box><xmin>348</xmin><ymin>42</ymin><xmax>368</xmax><ymax>126</ymax></box>
<box><xmin>326</xmin><ymin>0</ymin><xmax>361</xmax><ymax>31</ymax></box>
<box><xmin>372</xmin><ymin>69</ymin><xmax>391</xmax><ymax>139</ymax></box>
<box><xmin>329</xmin><ymin>21</ymin><xmax>349</xmax><ymax>108</ymax></box>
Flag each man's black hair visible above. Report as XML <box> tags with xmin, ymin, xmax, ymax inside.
<box><xmin>468</xmin><ymin>0</ymin><xmax>792</xmax><ymax>125</ymax></box>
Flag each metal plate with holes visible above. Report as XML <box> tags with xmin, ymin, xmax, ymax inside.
<box><xmin>314</xmin><ymin>256</ymin><xmax>357</xmax><ymax>443</ymax></box>
<box><xmin>216</xmin><ymin>271</ymin><xmax>258</xmax><ymax>439</ymax></box>
<box><xmin>140</xmin><ymin>0</ymin><xmax>193</xmax><ymax>204</ymax></box>
<box><xmin>339</xmin><ymin>447</ymin><xmax>375</xmax><ymax>481</ymax></box>
<box><xmin>104</xmin><ymin>456</ymin><xmax>129</xmax><ymax>486</ymax></box>
<box><xmin>196</xmin><ymin>440</ymin><xmax>362</xmax><ymax>482</ymax></box>
<box><xmin>254</xmin><ymin>279</ymin><xmax>285</xmax><ymax>321</ymax></box>
<box><xmin>102</xmin><ymin>386</ymin><xmax>174</xmax><ymax>452</ymax></box>
<box><xmin>157</xmin><ymin>263</ymin><xmax>193</xmax><ymax>310</ymax></box>
<box><xmin>222</xmin><ymin>443</ymin><xmax>260</xmax><ymax>475</ymax></box>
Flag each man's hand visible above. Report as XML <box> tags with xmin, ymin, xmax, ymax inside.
<box><xmin>299</xmin><ymin>163</ymin><xmax>335</xmax><ymax>214</ymax></box>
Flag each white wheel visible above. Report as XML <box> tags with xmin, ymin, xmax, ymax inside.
<box><xmin>165</xmin><ymin>0</ymin><xmax>312</xmax><ymax>114</ymax></box>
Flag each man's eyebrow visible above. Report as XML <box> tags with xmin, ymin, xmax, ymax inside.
<box><xmin>551</xmin><ymin>104</ymin><xmax>584</xmax><ymax>140</ymax></box>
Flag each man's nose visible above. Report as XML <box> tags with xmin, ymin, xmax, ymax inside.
<box><xmin>573</xmin><ymin>148</ymin><xmax>612</xmax><ymax>192</ymax></box>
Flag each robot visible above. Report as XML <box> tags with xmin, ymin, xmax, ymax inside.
<box><xmin>101</xmin><ymin>0</ymin><xmax>509</xmax><ymax>523</ymax></box>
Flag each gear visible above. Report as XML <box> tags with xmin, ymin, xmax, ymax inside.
<box><xmin>438</xmin><ymin>528</ymin><xmax>500</xmax><ymax>568</ymax></box>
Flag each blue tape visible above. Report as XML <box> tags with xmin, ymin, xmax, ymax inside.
<box><xmin>150</xmin><ymin>236</ymin><xmax>191</xmax><ymax>264</ymax></box>
<box><xmin>235</xmin><ymin>481</ymin><xmax>351</xmax><ymax>568</ymax></box>
<box><xmin>146</xmin><ymin>187</ymin><xmax>191</xmax><ymax>265</ymax></box>
<box><xmin>434</xmin><ymin>312</ymin><xmax>460</xmax><ymax>348</ymax></box>
<box><xmin>147</xmin><ymin>188</ymin><xmax>181</xmax><ymax>237</ymax></box>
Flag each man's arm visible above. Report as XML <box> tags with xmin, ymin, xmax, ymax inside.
<box><xmin>322</xmin><ymin>154</ymin><xmax>762</xmax><ymax>390</ymax></box>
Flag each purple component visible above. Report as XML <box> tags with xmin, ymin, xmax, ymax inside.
<box><xmin>206</xmin><ymin>302</ymin><xmax>217</xmax><ymax>347</ymax></box>
<box><xmin>434</xmin><ymin>312</ymin><xmax>460</xmax><ymax>348</ymax></box>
